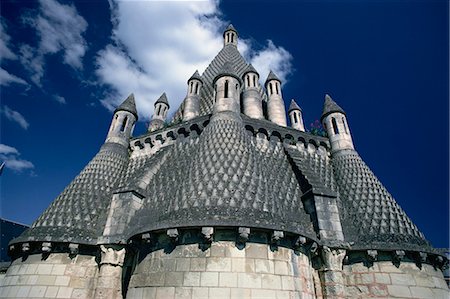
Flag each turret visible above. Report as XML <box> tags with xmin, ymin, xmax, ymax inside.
<box><xmin>183</xmin><ymin>70</ymin><xmax>203</xmax><ymax>121</ymax></box>
<box><xmin>242</xmin><ymin>64</ymin><xmax>263</xmax><ymax>119</ymax></box>
<box><xmin>321</xmin><ymin>94</ymin><xmax>354</xmax><ymax>153</ymax></box>
<box><xmin>148</xmin><ymin>93</ymin><xmax>170</xmax><ymax>132</ymax></box>
<box><xmin>288</xmin><ymin>99</ymin><xmax>305</xmax><ymax>132</ymax></box>
<box><xmin>265</xmin><ymin>70</ymin><xmax>287</xmax><ymax>126</ymax></box>
<box><xmin>105</xmin><ymin>93</ymin><xmax>138</xmax><ymax>147</ymax></box>
<box><xmin>213</xmin><ymin>61</ymin><xmax>241</xmax><ymax>114</ymax></box>
<box><xmin>223</xmin><ymin>24</ymin><xmax>238</xmax><ymax>47</ymax></box>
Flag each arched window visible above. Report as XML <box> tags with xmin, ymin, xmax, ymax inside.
<box><xmin>121</xmin><ymin>116</ymin><xmax>128</xmax><ymax>132</ymax></box>
<box><xmin>293</xmin><ymin>112</ymin><xmax>298</xmax><ymax>123</ymax></box>
<box><xmin>269</xmin><ymin>83</ymin><xmax>273</xmax><ymax>95</ymax></box>
<box><xmin>195</xmin><ymin>82</ymin><xmax>199</xmax><ymax>94</ymax></box>
<box><xmin>235</xmin><ymin>83</ymin><xmax>239</xmax><ymax>90</ymax></box>
<box><xmin>253</xmin><ymin>75</ymin><xmax>256</xmax><ymax>87</ymax></box>
<box><xmin>332</xmin><ymin>117</ymin><xmax>339</xmax><ymax>134</ymax></box>
<box><xmin>342</xmin><ymin>117</ymin><xmax>348</xmax><ymax>134</ymax></box>
<box><xmin>157</xmin><ymin>105</ymin><xmax>161</xmax><ymax>115</ymax></box>
<box><xmin>275</xmin><ymin>83</ymin><xmax>279</xmax><ymax>94</ymax></box>
<box><xmin>224</xmin><ymin>80</ymin><xmax>229</xmax><ymax>98</ymax></box>
<box><xmin>189</xmin><ymin>81</ymin><xmax>193</xmax><ymax>93</ymax></box>
<box><xmin>231</xmin><ymin>33</ymin><xmax>234</xmax><ymax>43</ymax></box>
<box><xmin>247</xmin><ymin>75</ymin><xmax>250</xmax><ymax>87</ymax></box>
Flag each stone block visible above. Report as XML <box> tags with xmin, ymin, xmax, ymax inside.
<box><xmin>176</xmin><ymin>258</ymin><xmax>191</xmax><ymax>271</ymax></box>
<box><xmin>156</xmin><ymin>287</ymin><xmax>175</xmax><ymax>299</ymax></box>
<box><xmin>174</xmin><ymin>287</ymin><xmax>192</xmax><ymax>299</ymax></box>
<box><xmin>211</xmin><ymin>243</ymin><xmax>227</xmax><ymax>257</ymax></box>
<box><xmin>246</xmin><ymin>244</ymin><xmax>268</xmax><ymax>259</ymax></box>
<box><xmin>146</xmin><ymin>272</ymin><xmax>165</xmax><ymax>286</ymax></box>
<box><xmin>275</xmin><ymin>290</ymin><xmax>290</xmax><ymax>299</ymax></box>
<box><xmin>219</xmin><ymin>272</ymin><xmax>238</xmax><ymax>287</ymax></box>
<box><xmin>200</xmin><ymin>272</ymin><xmax>219</xmax><ymax>287</ymax></box>
<box><xmin>237</xmin><ymin>273</ymin><xmax>261</xmax><ymax>288</ymax></box>
<box><xmin>190</xmin><ymin>258</ymin><xmax>207</xmax><ymax>271</ymax></box>
<box><xmin>17</xmin><ymin>275</ymin><xmax>28</xmax><ymax>285</ymax></box>
<box><xmin>209</xmin><ymin>287</ymin><xmax>230</xmax><ymax>298</ymax></box>
<box><xmin>37</xmin><ymin>275</ymin><xmax>57</xmax><ymax>285</ymax></box>
<box><xmin>16</xmin><ymin>285</ymin><xmax>31</xmax><ymax>297</ymax></box>
<box><xmin>361</xmin><ymin>273</ymin><xmax>374</xmax><ymax>284</ymax></box>
<box><xmin>225</xmin><ymin>245</ymin><xmax>245</xmax><ymax>258</ymax></box>
<box><xmin>184</xmin><ymin>272</ymin><xmax>201</xmax><ymax>286</ymax></box>
<box><xmin>410</xmin><ymin>286</ymin><xmax>434</xmax><ymax>298</ymax></box>
<box><xmin>55</xmin><ymin>276</ymin><xmax>71</xmax><ymax>286</ymax></box>
<box><xmin>192</xmin><ymin>287</ymin><xmax>209</xmax><ymax>298</ymax></box>
<box><xmin>433</xmin><ymin>276</ymin><xmax>449</xmax><ymax>289</ymax></box>
<box><xmin>245</xmin><ymin>259</ymin><xmax>255</xmax><ymax>273</ymax></box>
<box><xmin>142</xmin><ymin>287</ymin><xmax>157</xmax><ymax>299</ymax></box>
<box><xmin>432</xmin><ymin>288</ymin><xmax>450</xmax><ymax>299</ymax></box>
<box><xmin>252</xmin><ymin>289</ymin><xmax>276</xmax><ymax>298</ymax></box>
<box><xmin>52</xmin><ymin>264</ymin><xmax>67</xmax><ymax>275</ymax></box>
<box><xmin>261</xmin><ymin>274</ymin><xmax>282</xmax><ymax>290</ymax></box>
<box><xmin>56</xmin><ymin>286</ymin><xmax>74</xmax><ymax>298</ymax></box>
<box><xmin>255</xmin><ymin>259</ymin><xmax>274</xmax><ymax>274</ymax></box>
<box><xmin>71</xmin><ymin>288</ymin><xmax>89</xmax><ymax>299</ymax></box>
<box><xmin>268</xmin><ymin>247</ymin><xmax>290</xmax><ymax>261</ymax></box>
<box><xmin>387</xmin><ymin>285</ymin><xmax>411</xmax><ymax>297</ymax></box>
<box><xmin>232</xmin><ymin>258</ymin><xmax>245</xmax><ymax>272</ymax></box>
<box><xmin>374</xmin><ymin>273</ymin><xmax>390</xmax><ymax>284</ymax></box>
<box><xmin>27</xmin><ymin>264</ymin><xmax>39</xmax><ymax>275</ymax></box>
<box><xmin>369</xmin><ymin>285</ymin><xmax>388</xmax><ymax>297</ymax></box>
<box><xmin>274</xmin><ymin>261</ymin><xmax>289</xmax><ymax>275</ymax></box>
<box><xmin>378</xmin><ymin>262</ymin><xmax>402</xmax><ymax>273</ymax></box>
<box><xmin>281</xmin><ymin>276</ymin><xmax>295</xmax><ymax>291</ymax></box>
<box><xmin>206</xmin><ymin>257</ymin><xmax>232</xmax><ymax>272</ymax></box>
<box><xmin>28</xmin><ymin>275</ymin><xmax>39</xmax><ymax>285</ymax></box>
<box><xmin>45</xmin><ymin>286</ymin><xmax>59</xmax><ymax>298</ymax></box>
<box><xmin>390</xmin><ymin>273</ymin><xmax>415</xmax><ymax>286</ymax></box>
<box><xmin>30</xmin><ymin>285</ymin><xmax>48</xmax><ymax>297</ymax></box>
<box><xmin>161</xmin><ymin>259</ymin><xmax>177</xmax><ymax>271</ymax></box>
<box><xmin>230</xmin><ymin>287</ymin><xmax>251</xmax><ymax>298</ymax></box>
<box><xmin>165</xmin><ymin>272</ymin><xmax>184</xmax><ymax>287</ymax></box>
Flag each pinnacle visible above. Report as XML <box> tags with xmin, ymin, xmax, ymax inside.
<box><xmin>155</xmin><ymin>92</ymin><xmax>170</xmax><ymax>108</ymax></box>
<box><xmin>264</xmin><ymin>70</ymin><xmax>281</xmax><ymax>86</ymax></box>
<box><xmin>321</xmin><ymin>94</ymin><xmax>345</xmax><ymax>121</ymax></box>
<box><xmin>243</xmin><ymin>63</ymin><xmax>259</xmax><ymax>77</ymax></box>
<box><xmin>288</xmin><ymin>99</ymin><xmax>301</xmax><ymax>112</ymax></box>
<box><xmin>115</xmin><ymin>93</ymin><xmax>138</xmax><ymax>120</ymax></box>
<box><xmin>188</xmin><ymin>70</ymin><xmax>203</xmax><ymax>83</ymax></box>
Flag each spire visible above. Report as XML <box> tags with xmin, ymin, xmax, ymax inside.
<box><xmin>155</xmin><ymin>92</ymin><xmax>170</xmax><ymax>108</ymax></box>
<box><xmin>188</xmin><ymin>70</ymin><xmax>203</xmax><ymax>83</ymax></box>
<box><xmin>223</xmin><ymin>24</ymin><xmax>238</xmax><ymax>36</ymax></box>
<box><xmin>288</xmin><ymin>99</ymin><xmax>301</xmax><ymax>113</ymax></box>
<box><xmin>115</xmin><ymin>93</ymin><xmax>138</xmax><ymax>120</ymax></box>
<box><xmin>321</xmin><ymin>94</ymin><xmax>345</xmax><ymax>121</ymax></box>
<box><xmin>223</xmin><ymin>24</ymin><xmax>238</xmax><ymax>46</ymax></box>
<box><xmin>242</xmin><ymin>63</ymin><xmax>259</xmax><ymax>77</ymax></box>
<box><xmin>264</xmin><ymin>70</ymin><xmax>281</xmax><ymax>87</ymax></box>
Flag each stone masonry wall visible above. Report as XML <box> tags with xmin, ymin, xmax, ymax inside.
<box><xmin>0</xmin><ymin>253</ymin><xmax>98</xmax><ymax>299</ymax></box>
<box><xmin>127</xmin><ymin>241</ymin><xmax>320</xmax><ymax>299</ymax></box>
<box><xmin>344</xmin><ymin>261</ymin><xmax>449</xmax><ymax>298</ymax></box>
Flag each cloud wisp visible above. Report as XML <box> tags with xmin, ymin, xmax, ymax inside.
<box><xmin>2</xmin><ymin>106</ymin><xmax>30</xmax><ymax>130</ymax></box>
<box><xmin>96</xmin><ymin>0</ymin><xmax>293</xmax><ymax>120</ymax></box>
<box><xmin>0</xmin><ymin>144</ymin><xmax>34</xmax><ymax>173</ymax></box>
<box><xmin>20</xmin><ymin>0</ymin><xmax>88</xmax><ymax>86</ymax></box>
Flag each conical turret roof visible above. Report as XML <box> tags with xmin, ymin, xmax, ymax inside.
<box><xmin>155</xmin><ymin>92</ymin><xmax>170</xmax><ymax>108</ymax></box>
<box><xmin>288</xmin><ymin>99</ymin><xmax>302</xmax><ymax>112</ymax></box>
<box><xmin>213</xmin><ymin>61</ymin><xmax>241</xmax><ymax>84</ymax></box>
<box><xmin>242</xmin><ymin>63</ymin><xmax>259</xmax><ymax>77</ymax></box>
<box><xmin>321</xmin><ymin>94</ymin><xmax>345</xmax><ymax>121</ymax></box>
<box><xmin>223</xmin><ymin>24</ymin><xmax>238</xmax><ymax>36</ymax></box>
<box><xmin>188</xmin><ymin>70</ymin><xmax>203</xmax><ymax>83</ymax></box>
<box><xmin>115</xmin><ymin>93</ymin><xmax>138</xmax><ymax>119</ymax></box>
<box><xmin>264</xmin><ymin>70</ymin><xmax>281</xmax><ymax>87</ymax></box>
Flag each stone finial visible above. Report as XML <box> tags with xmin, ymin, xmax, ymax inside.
<box><xmin>42</xmin><ymin>242</ymin><xmax>52</xmax><ymax>253</ymax></box>
<box><xmin>288</xmin><ymin>99</ymin><xmax>301</xmax><ymax>113</ymax></box>
<box><xmin>271</xmin><ymin>231</ymin><xmax>284</xmax><ymax>244</ymax></box>
<box><xmin>99</xmin><ymin>245</ymin><xmax>126</xmax><ymax>267</ymax></box>
<box><xmin>238</xmin><ymin>227</ymin><xmax>250</xmax><ymax>243</ymax></box>
<box><xmin>155</xmin><ymin>92</ymin><xmax>170</xmax><ymax>108</ymax></box>
<box><xmin>115</xmin><ymin>93</ymin><xmax>138</xmax><ymax>120</ymax></box>
<box><xmin>201</xmin><ymin>227</ymin><xmax>214</xmax><ymax>242</ymax></box>
<box><xmin>22</xmin><ymin>243</ymin><xmax>30</xmax><ymax>253</ymax></box>
<box><xmin>69</xmin><ymin>243</ymin><xmax>79</xmax><ymax>255</ymax></box>
<box><xmin>321</xmin><ymin>94</ymin><xmax>345</xmax><ymax>121</ymax></box>
<box><xmin>188</xmin><ymin>70</ymin><xmax>203</xmax><ymax>83</ymax></box>
<box><xmin>367</xmin><ymin>250</ymin><xmax>378</xmax><ymax>261</ymax></box>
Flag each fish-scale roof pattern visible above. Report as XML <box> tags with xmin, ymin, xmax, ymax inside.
<box><xmin>332</xmin><ymin>151</ymin><xmax>430</xmax><ymax>251</ymax></box>
<box><xmin>14</xmin><ymin>144</ymin><xmax>129</xmax><ymax>244</ymax></box>
<box><xmin>126</xmin><ymin>114</ymin><xmax>316</xmax><ymax>240</ymax></box>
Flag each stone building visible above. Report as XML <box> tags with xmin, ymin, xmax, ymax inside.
<box><xmin>1</xmin><ymin>25</ymin><xmax>448</xmax><ymax>299</ymax></box>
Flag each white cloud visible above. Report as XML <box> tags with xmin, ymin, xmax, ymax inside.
<box><xmin>96</xmin><ymin>0</ymin><xmax>294</xmax><ymax>120</ymax></box>
<box><xmin>53</xmin><ymin>94</ymin><xmax>66</xmax><ymax>104</ymax></box>
<box><xmin>0</xmin><ymin>20</ymin><xmax>17</xmax><ymax>61</ymax></box>
<box><xmin>0</xmin><ymin>144</ymin><xmax>34</xmax><ymax>173</ymax></box>
<box><xmin>2</xmin><ymin>106</ymin><xmax>30</xmax><ymax>130</ymax></box>
<box><xmin>20</xmin><ymin>0</ymin><xmax>88</xmax><ymax>85</ymax></box>
<box><xmin>0</xmin><ymin>68</ymin><xmax>28</xmax><ymax>86</ymax></box>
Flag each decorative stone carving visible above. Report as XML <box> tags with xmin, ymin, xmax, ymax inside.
<box><xmin>294</xmin><ymin>236</ymin><xmax>307</xmax><ymax>248</ymax></box>
<box><xmin>419</xmin><ymin>252</ymin><xmax>427</xmax><ymax>263</ymax></box>
<box><xmin>271</xmin><ymin>231</ymin><xmax>284</xmax><ymax>244</ymax></box>
<box><xmin>201</xmin><ymin>227</ymin><xmax>214</xmax><ymax>242</ymax></box>
<box><xmin>309</xmin><ymin>242</ymin><xmax>318</xmax><ymax>254</ymax></box>
<box><xmin>21</xmin><ymin>243</ymin><xmax>30</xmax><ymax>253</ymax></box>
<box><xmin>41</xmin><ymin>242</ymin><xmax>52</xmax><ymax>252</ymax></box>
<box><xmin>322</xmin><ymin>246</ymin><xmax>346</xmax><ymax>271</ymax></box>
<box><xmin>238</xmin><ymin>227</ymin><xmax>250</xmax><ymax>243</ymax></box>
<box><xmin>367</xmin><ymin>249</ymin><xmax>378</xmax><ymax>261</ymax></box>
<box><xmin>99</xmin><ymin>245</ymin><xmax>126</xmax><ymax>267</ymax></box>
<box><xmin>69</xmin><ymin>243</ymin><xmax>79</xmax><ymax>255</ymax></box>
<box><xmin>393</xmin><ymin>250</ymin><xmax>405</xmax><ymax>262</ymax></box>
<box><xmin>167</xmin><ymin>228</ymin><xmax>179</xmax><ymax>242</ymax></box>
<box><xmin>141</xmin><ymin>233</ymin><xmax>152</xmax><ymax>243</ymax></box>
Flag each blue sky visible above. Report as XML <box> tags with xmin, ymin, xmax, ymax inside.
<box><xmin>1</xmin><ymin>0</ymin><xmax>448</xmax><ymax>248</ymax></box>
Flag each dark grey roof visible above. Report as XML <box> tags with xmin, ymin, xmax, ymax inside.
<box><xmin>242</xmin><ymin>64</ymin><xmax>259</xmax><ymax>77</ymax></box>
<box><xmin>264</xmin><ymin>70</ymin><xmax>281</xmax><ymax>87</ymax></box>
<box><xmin>288</xmin><ymin>99</ymin><xmax>301</xmax><ymax>113</ymax></box>
<box><xmin>213</xmin><ymin>61</ymin><xmax>242</xmax><ymax>84</ymax></box>
<box><xmin>115</xmin><ymin>93</ymin><xmax>138</xmax><ymax>119</ymax></box>
<box><xmin>155</xmin><ymin>92</ymin><xmax>169</xmax><ymax>108</ymax></box>
<box><xmin>188</xmin><ymin>70</ymin><xmax>203</xmax><ymax>83</ymax></box>
<box><xmin>332</xmin><ymin>150</ymin><xmax>430</xmax><ymax>252</ymax></box>
<box><xmin>223</xmin><ymin>24</ymin><xmax>238</xmax><ymax>36</ymax></box>
<box><xmin>12</xmin><ymin>142</ymin><xmax>129</xmax><ymax>245</ymax></box>
<box><xmin>321</xmin><ymin>94</ymin><xmax>345</xmax><ymax>121</ymax></box>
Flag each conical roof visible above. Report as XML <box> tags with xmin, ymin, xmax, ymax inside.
<box><xmin>188</xmin><ymin>70</ymin><xmax>203</xmax><ymax>83</ymax></box>
<box><xmin>223</xmin><ymin>24</ymin><xmax>238</xmax><ymax>36</ymax></box>
<box><xmin>115</xmin><ymin>93</ymin><xmax>138</xmax><ymax>119</ymax></box>
<box><xmin>242</xmin><ymin>63</ymin><xmax>259</xmax><ymax>77</ymax></box>
<box><xmin>155</xmin><ymin>92</ymin><xmax>170</xmax><ymax>108</ymax></box>
<box><xmin>288</xmin><ymin>99</ymin><xmax>301</xmax><ymax>112</ymax></box>
<box><xmin>264</xmin><ymin>70</ymin><xmax>281</xmax><ymax>87</ymax></box>
<box><xmin>321</xmin><ymin>94</ymin><xmax>345</xmax><ymax>121</ymax></box>
<box><xmin>213</xmin><ymin>61</ymin><xmax>241</xmax><ymax>84</ymax></box>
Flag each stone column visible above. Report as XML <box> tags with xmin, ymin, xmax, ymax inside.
<box><xmin>94</xmin><ymin>245</ymin><xmax>126</xmax><ymax>299</ymax></box>
<box><xmin>320</xmin><ymin>246</ymin><xmax>347</xmax><ymax>299</ymax></box>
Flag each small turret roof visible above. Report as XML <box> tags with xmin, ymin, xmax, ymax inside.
<box><xmin>288</xmin><ymin>99</ymin><xmax>302</xmax><ymax>112</ymax></box>
<box><xmin>213</xmin><ymin>61</ymin><xmax>242</xmax><ymax>84</ymax></box>
<box><xmin>223</xmin><ymin>24</ymin><xmax>238</xmax><ymax>36</ymax></box>
<box><xmin>264</xmin><ymin>70</ymin><xmax>281</xmax><ymax>87</ymax></box>
<box><xmin>155</xmin><ymin>92</ymin><xmax>170</xmax><ymax>108</ymax></box>
<box><xmin>188</xmin><ymin>70</ymin><xmax>203</xmax><ymax>83</ymax></box>
<box><xmin>115</xmin><ymin>93</ymin><xmax>138</xmax><ymax>120</ymax></box>
<box><xmin>242</xmin><ymin>64</ymin><xmax>259</xmax><ymax>77</ymax></box>
<box><xmin>321</xmin><ymin>94</ymin><xmax>345</xmax><ymax>121</ymax></box>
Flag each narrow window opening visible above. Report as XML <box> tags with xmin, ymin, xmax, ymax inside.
<box><xmin>224</xmin><ymin>80</ymin><xmax>229</xmax><ymax>98</ymax></box>
<box><xmin>189</xmin><ymin>82</ymin><xmax>193</xmax><ymax>93</ymax></box>
<box><xmin>195</xmin><ymin>82</ymin><xmax>199</xmax><ymax>94</ymax></box>
<box><xmin>342</xmin><ymin>117</ymin><xmax>348</xmax><ymax>134</ymax></box>
<box><xmin>332</xmin><ymin>117</ymin><xmax>339</xmax><ymax>134</ymax></box>
<box><xmin>275</xmin><ymin>83</ymin><xmax>279</xmax><ymax>94</ymax></box>
<box><xmin>157</xmin><ymin>105</ymin><xmax>161</xmax><ymax>115</ymax></box>
<box><xmin>231</xmin><ymin>34</ymin><xmax>234</xmax><ymax>43</ymax></box>
<box><xmin>253</xmin><ymin>75</ymin><xmax>256</xmax><ymax>87</ymax></box>
<box><xmin>121</xmin><ymin>116</ymin><xmax>128</xmax><ymax>132</ymax></box>
<box><xmin>247</xmin><ymin>76</ymin><xmax>250</xmax><ymax>87</ymax></box>
<box><xmin>293</xmin><ymin>112</ymin><xmax>298</xmax><ymax>123</ymax></box>
<box><xmin>236</xmin><ymin>83</ymin><xmax>239</xmax><ymax>90</ymax></box>
<box><xmin>269</xmin><ymin>83</ymin><xmax>273</xmax><ymax>95</ymax></box>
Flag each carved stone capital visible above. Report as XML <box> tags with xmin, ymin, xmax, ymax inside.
<box><xmin>201</xmin><ymin>227</ymin><xmax>214</xmax><ymax>242</ymax></box>
<box><xmin>99</xmin><ymin>245</ymin><xmax>126</xmax><ymax>267</ymax></box>
<box><xmin>321</xmin><ymin>246</ymin><xmax>346</xmax><ymax>271</ymax></box>
<box><xmin>238</xmin><ymin>227</ymin><xmax>250</xmax><ymax>243</ymax></box>
<box><xmin>367</xmin><ymin>250</ymin><xmax>378</xmax><ymax>261</ymax></box>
